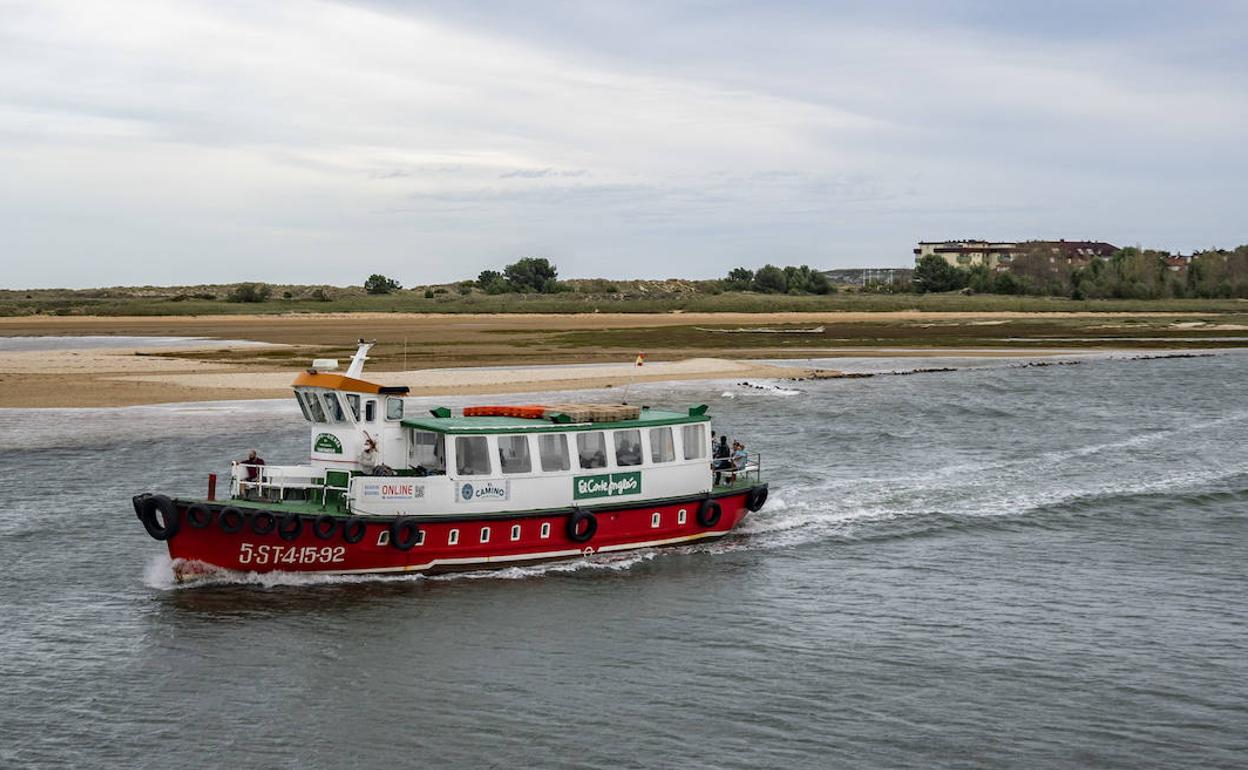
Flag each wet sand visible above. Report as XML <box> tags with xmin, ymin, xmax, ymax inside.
<box><xmin>0</xmin><ymin>311</ymin><xmax>1208</xmax><ymax>407</ymax></box>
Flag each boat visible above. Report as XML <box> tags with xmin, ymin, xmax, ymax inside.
<box><xmin>132</xmin><ymin>342</ymin><xmax>769</xmax><ymax>582</ymax></box>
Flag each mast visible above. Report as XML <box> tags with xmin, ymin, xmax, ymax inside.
<box><xmin>345</xmin><ymin>338</ymin><xmax>374</xmax><ymax>379</ymax></box>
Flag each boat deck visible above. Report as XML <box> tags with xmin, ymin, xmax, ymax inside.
<box><xmin>188</xmin><ymin>475</ymin><xmax>761</xmax><ymax>518</ymax></box>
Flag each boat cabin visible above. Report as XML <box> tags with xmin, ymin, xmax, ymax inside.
<box><xmin>229</xmin><ymin>342</ymin><xmax>756</xmax><ymax>517</ymax></box>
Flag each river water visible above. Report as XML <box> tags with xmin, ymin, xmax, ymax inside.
<box><xmin>1</xmin><ymin>352</ymin><xmax>1245</xmax><ymax>768</ymax></box>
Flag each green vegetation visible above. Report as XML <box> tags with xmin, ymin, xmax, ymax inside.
<box><xmin>912</xmin><ymin>245</ymin><xmax>1248</xmax><ymax>300</ymax></box>
<box><xmin>5</xmin><ymin>249</ymin><xmax>1248</xmax><ymax>318</ymax></box>
<box><xmin>226</xmin><ymin>283</ymin><xmax>272</xmax><ymax>303</ymax></box>
<box><xmin>723</xmin><ymin>265</ymin><xmax>833</xmax><ymax>294</ymax></box>
<box><xmin>364</xmin><ymin>274</ymin><xmax>402</xmax><ymax>295</ymax></box>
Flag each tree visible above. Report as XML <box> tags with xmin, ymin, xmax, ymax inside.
<box><xmin>476</xmin><ymin>269</ymin><xmax>508</xmax><ymax>293</ymax></box>
<box><xmin>724</xmin><ymin>267</ymin><xmax>754</xmax><ymax>291</ymax></box>
<box><xmin>753</xmin><ymin>264</ymin><xmax>788</xmax><ymax>293</ymax></box>
<box><xmin>807</xmin><ymin>268</ymin><xmax>832</xmax><ymax>295</ymax></box>
<box><xmin>503</xmin><ymin>257</ymin><xmax>559</xmax><ymax>293</ymax></box>
<box><xmin>364</xmin><ymin>274</ymin><xmax>402</xmax><ymax>295</ymax></box>
<box><xmin>226</xmin><ymin>283</ymin><xmax>272</xmax><ymax>303</ymax></box>
<box><xmin>912</xmin><ymin>255</ymin><xmax>965</xmax><ymax>293</ymax></box>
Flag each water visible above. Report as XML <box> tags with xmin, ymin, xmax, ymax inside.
<box><xmin>2</xmin><ymin>353</ymin><xmax>1246</xmax><ymax>768</ymax></box>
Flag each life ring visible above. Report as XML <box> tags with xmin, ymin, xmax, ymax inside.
<box><xmin>312</xmin><ymin>514</ymin><xmax>338</xmax><ymax>540</ymax></box>
<box><xmin>218</xmin><ymin>506</ymin><xmax>245</xmax><ymax>534</ymax></box>
<box><xmin>277</xmin><ymin>512</ymin><xmax>303</xmax><ymax>542</ymax></box>
<box><xmin>697</xmin><ymin>498</ymin><xmax>722</xmax><ymax>528</ymax></box>
<box><xmin>566</xmin><ymin>509</ymin><xmax>597</xmax><ymax>543</ymax></box>
<box><xmin>250</xmin><ymin>510</ymin><xmax>276</xmax><ymax>536</ymax></box>
<box><xmin>139</xmin><ymin>494</ymin><xmax>180</xmax><ymax>541</ymax></box>
<box><xmin>186</xmin><ymin>503</ymin><xmax>214</xmax><ymax>529</ymax></box>
<box><xmin>746</xmin><ymin>486</ymin><xmax>769</xmax><ymax>512</ymax></box>
<box><xmin>390</xmin><ymin>518</ymin><xmax>421</xmax><ymax>550</ymax></box>
<box><xmin>342</xmin><ymin>517</ymin><xmax>367</xmax><ymax>544</ymax></box>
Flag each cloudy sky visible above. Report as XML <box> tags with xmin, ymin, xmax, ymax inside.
<box><xmin>2</xmin><ymin>0</ymin><xmax>1245</xmax><ymax>288</ymax></box>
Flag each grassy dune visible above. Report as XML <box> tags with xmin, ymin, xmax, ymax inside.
<box><xmin>3</xmin><ymin>283</ymin><xmax>1248</xmax><ymax>317</ymax></box>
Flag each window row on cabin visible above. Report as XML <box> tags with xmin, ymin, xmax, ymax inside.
<box><xmin>447</xmin><ymin>424</ymin><xmax>706</xmax><ymax>477</ymax></box>
<box><xmin>296</xmin><ymin>390</ymin><xmax>405</xmax><ymax>424</ymax></box>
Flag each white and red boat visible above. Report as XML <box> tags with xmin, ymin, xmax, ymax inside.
<box><xmin>134</xmin><ymin>342</ymin><xmax>768</xmax><ymax>582</ymax></box>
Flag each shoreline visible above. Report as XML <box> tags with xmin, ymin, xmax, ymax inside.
<box><xmin>2</xmin><ymin>311</ymin><xmax>1243</xmax><ymax>407</ymax></box>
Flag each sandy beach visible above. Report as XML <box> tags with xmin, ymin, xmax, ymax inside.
<box><xmin>0</xmin><ymin>336</ymin><xmax>799</xmax><ymax>407</ymax></box>
<box><xmin>2</xmin><ymin>310</ymin><xmax>1240</xmax><ymax>407</ymax></box>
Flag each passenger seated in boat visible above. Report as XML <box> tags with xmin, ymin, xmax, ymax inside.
<box><xmin>579</xmin><ymin>449</ymin><xmax>607</xmax><ymax>468</ymax></box>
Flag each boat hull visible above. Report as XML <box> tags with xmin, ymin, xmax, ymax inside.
<box><xmin>151</xmin><ymin>488</ymin><xmax>762</xmax><ymax>582</ymax></box>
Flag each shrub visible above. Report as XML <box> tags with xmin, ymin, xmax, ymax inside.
<box><xmin>226</xmin><ymin>283</ymin><xmax>272</xmax><ymax>303</ymax></box>
<box><xmin>423</xmin><ymin>289</ymin><xmax>435</xmax><ymax>299</ymax></box>
<box><xmin>753</xmin><ymin>265</ymin><xmax>787</xmax><ymax>293</ymax></box>
<box><xmin>310</xmin><ymin>288</ymin><xmax>331</xmax><ymax>302</ymax></box>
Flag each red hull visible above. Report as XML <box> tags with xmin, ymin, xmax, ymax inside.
<box><xmin>160</xmin><ymin>491</ymin><xmax>758</xmax><ymax>582</ymax></box>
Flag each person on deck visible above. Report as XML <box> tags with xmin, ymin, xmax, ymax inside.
<box><xmin>359</xmin><ymin>433</ymin><xmax>378</xmax><ymax>474</ymax></box>
<box><xmin>728</xmin><ymin>441</ymin><xmax>747</xmax><ymax>484</ymax></box>
<box><xmin>240</xmin><ymin>449</ymin><xmax>265</xmax><ymax>498</ymax></box>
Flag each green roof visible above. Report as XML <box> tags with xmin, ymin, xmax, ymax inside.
<box><xmin>401</xmin><ymin>408</ymin><xmax>709</xmax><ymax>435</ymax></box>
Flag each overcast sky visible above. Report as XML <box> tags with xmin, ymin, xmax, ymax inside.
<box><xmin>2</xmin><ymin>0</ymin><xmax>1245</xmax><ymax>288</ymax></box>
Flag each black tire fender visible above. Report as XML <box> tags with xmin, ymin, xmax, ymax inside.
<box><xmin>250</xmin><ymin>510</ymin><xmax>276</xmax><ymax>536</ymax></box>
<box><xmin>277</xmin><ymin>511</ymin><xmax>303</xmax><ymax>542</ymax></box>
<box><xmin>218</xmin><ymin>506</ymin><xmax>245</xmax><ymax>534</ymax></box>
<box><xmin>342</xmin><ymin>517</ymin><xmax>367</xmax><ymax>544</ymax></box>
<box><xmin>566</xmin><ymin>509</ymin><xmax>597</xmax><ymax>543</ymax></box>
<box><xmin>312</xmin><ymin>514</ymin><xmax>338</xmax><ymax>540</ymax></box>
<box><xmin>390</xmin><ymin>518</ymin><xmax>421</xmax><ymax>550</ymax></box>
<box><xmin>139</xmin><ymin>494</ymin><xmax>180</xmax><ymax>541</ymax></box>
<box><xmin>697</xmin><ymin>498</ymin><xmax>722</xmax><ymax>528</ymax></box>
<box><xmin>746</xmin><ymin>486</ymin><xmax>769</xmax><ymax>513</ymax></box>
<box><xmin>186</xmin><ymin>503</ymin><xmax>214</xmax><ymax>529</ymax></box>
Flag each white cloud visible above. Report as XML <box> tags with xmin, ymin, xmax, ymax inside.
<box><xmin>0</xmin><ymin>0</ymin><xmax>1244</xmax><ymax>286</ymax></box>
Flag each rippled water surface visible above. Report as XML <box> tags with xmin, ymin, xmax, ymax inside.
<box><xmin>2</xmin><ymin>353</ymin><xmax>1246</xmax><ymax>768</ymax></box>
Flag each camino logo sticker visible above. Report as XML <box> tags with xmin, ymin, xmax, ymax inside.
<box><xmin>456</xmin><ymin>480</ymin><xmax>510</xmax><ymax>503</ymax></box>
<box><xmin>313</xmin><ymin>433</ymin><xmax>343</xmax><ymax>454</ymax></box>
<box><xmin>573</xmin><ymin>472</ymin><xmax>642</xmax><ymax>500</ymax></box>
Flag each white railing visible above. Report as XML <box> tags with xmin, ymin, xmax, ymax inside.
<box><xmin>230</xmin><ymin>462</ymin><xmax>330</xmax><ymax>504</ymax></box>
<box><xmin>711</xmin><ymin>451</ymin><xmax>762</xmax><ymax>487</ymax></box>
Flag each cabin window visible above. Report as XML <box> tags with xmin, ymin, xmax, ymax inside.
<box><xmin>510</xmin><ymin>524</ymin><xmax>521</xmax><ymax>541</ymax></box>
<box><xmin>302</xmin><ymin>391</ymin><xmax>327</xmax><ymax>423</ymax></box>
<box><xmin>410</xmin><ymin>431</ymin><xmax>446</xmax><ymax>472</ymax></box>
<box><xmin>614</xmin><ymin>430</ymin><xmax>643</xmax><ymax>467</ymax></box>
<box><xmin>576</xmin><ymin>432</ymin><xmax>608</xmax><ymax>469</ymax></box>
<box><xmin>455</xmin><ymin>436</ymin><xmax>491</xmax><ymax>476</ymax></box>
<box><xmin>650</xmin><ymin>427</ymin><xmax>675</xmax><ymax>463</ymax></box>
<box><xmin>322</xmin><ymin>393</ymin><xmax>345</xmax><ymax>423</ymax></box>
<box><xmin>498</xmin><ymin>435</ymin><xmax>532</xmax><ymax>474</ymax></box>
<box><xmin>682</xmin><ymin>424</ymin><xmax>706</xmax><ymax>460</ymax></box>
<box><xmin>678</xmin><ymin>508</ymin><xmax>687</xmax><ymax>525</ymax></box>
<box><xmin>448</xmin><ymin>529</ymin><xmax>459</xmax><ymax>545</ymax></box>
<box><xmin>683</xmin><ymin>424</ymin><xmax>703</xmax><ymax>459</ymax></box>
<box><xmin>480</xmin><ymin>527</ymin><xmax>491</xmax><ymax>543</ymax></box>
<box><xmin>364</xmin><ymin>400</ymin><xmax>377</xmax><ymax>422</ymax></box>
<box><xmin>540</xmin><ymin>522</ymin><xmax>551</xmax><ymax>539</ymax></box>
<box><xmin>345</xmin><ymin>393</ymin><xmax>361</xmax><ymax>421</ymax></box>
<box><xmin>385</xmin><ymin>397</ymin><xmax>404</xmax><ymax>420</ymax></box>
<box><xmin>651</xmin><ymin>512</ymin><xmax>661</xmax><ymax>528</ymax></box>
<box><xmin>295</xmin><ymin>393</ymin><xmax>312</xmax><ymax>422</ymax></box>
<box><xmin>538</xmin><ymin>433</ymin><xmax>570</xmax><ymax>472</ymax></box>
